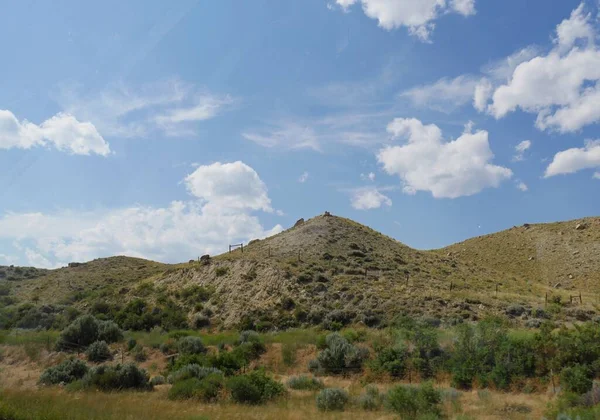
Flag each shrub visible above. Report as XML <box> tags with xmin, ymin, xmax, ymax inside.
<box><xmin>227</xmin><ymin>370</ymin><xmax>285</xmax><ymax>404</ymax></box>
<box><xmin>370</xmin><ymin>345</ymin><xmax>407</xmax><ymax>378</ymax></box>
<box><xmin>56</xmin><ymin>315</ymin><xmax>100</xmax><ymax>351</ymax></box>
<box><xmin>561</xmin><ymin>365</ymin><xmax>594</xmax><ymax>394</ymax></box>
<box><xmin>191</xmin><ymin>313</ymin><xmax>210</xmax><ymax>329</ymax></box>
<box><xmin>237</xmin><ymin>331</ymin><xmax>266</xmax><ymax>358</ymax></box>
<box><xmin>311</xmin><ymin>333</ymin><xmax>368</xmax><ymax>374</ymax></box>
<box><xmin>97</xmin><ymin>320</ymin><xmax>123</xmax><ymax>343</ymax></box>
<box><xmin>81</xmin><ymin>363</ymin><xmax>150</xmax><ymax>391</ymax></box>
<box><xmin>215</xmin><ymin>267</ymin><xmax>229</xmax><ymax>277</ymax></box>
<box><xmin>386</xmin><ymin>382</ymin><xmax>442</xmax><ymax>419</ymax></box>
<box><xmin>132</xmin><ymin>344</ymin><xmax>148</xmax><ymax>362</ymax></box>
<box><xmin>127</xmin><ymin>338</ymin><xmax>137</xmax><ymax>351</ymax></box>
<box><xmin>286</xmin><ymin>375</ymin><xmax>324</xmax><ymax>391</ymax></box>
<box><xmin>39</xmin><ymin>359</ymin><xmax>89</xmax><ymax>385</ymax></box>
<box><xmin>168</xmin><ymin>364</ymin><xmax>223</xmax><ymax>384</ymax></box>
<box><xmin>168</xmin><ymin>374</ymin><xmax>224</xmax><ymax>402</ymax></box>
<box><xmin>150</xmin><ymin>375</ymin><xmax>166</xmax><ymax>386</ymax></box>
<box><xmin>160</xmin><ymin>339</ymin><xmax>177</xmax><ymax>355</ymax></box>
<box><xmin>358</xmin><ymin>385</ymin><xmax>382</xmax><ymax>410</ymax></box>
<box><xmin>178</xmin><ymin>336</ymin><xmax>206</xmax><ymax>355</ymax></box>
<box><xmin>316</xmin><ymin>388</ymin><xmax>349</xmax><ymax>411</ymax></box>
<box><xmin>281</xmin><ymin>343</ymin><xmax>298</xmax><ymax>366</ymax></box>
<box><xmin>86</xmin><ymin>341</ymin><xmax>112</xmax><ymax>363</ymax></box>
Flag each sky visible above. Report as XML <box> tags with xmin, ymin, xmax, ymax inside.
<box><xmin>1</xmin><ymin>0</ymin><xmax>599</xmax><ymax>268</ymax></box>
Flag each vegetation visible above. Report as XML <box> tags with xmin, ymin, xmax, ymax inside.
<box><xmin>316</xmin><ymin>388</ymin><xmax>349</xmax><ymax>411</ymax></box>
<box><xmin>86</xmin><ymin>340</ymin><xmax>112</xmax><ymax>362</ymax></box>
<box><xmin>286</xmin><ymin>375</ymin><xmax>324</xmax><ymax>390</ymax></box>
<box><xmin>39</xmin><ymin>359</ymin><xmax>89</xmax><ymax>385</ymax></box>
<box><xmin>385</xmin><ymin>382</ymin><xmax>442</xmax><ymax>419</ymax></box>
<box><xmin>309</xmin><ymin>333</ymin><xmax>368</xmax><ymax>375</ymax></box>
<box><xmin>227</xmin><ymin>370</ymin><xmax>285</xmax><ymax>404</ymax></box>
<box><xmin>80</xmin><ymin>363</ymin><xmax>151</xmax><ymax>391</ymax></box>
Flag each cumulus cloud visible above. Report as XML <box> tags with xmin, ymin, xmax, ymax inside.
<box><xmin>516</xmin><ymin>181</ymin><xmax>528</xmax><ymax>192</ymax></box>
<box><xmin>377</xmin><ymin>118</ymin><xmax>512</xmax><ymax>198</ymax></box>
<box><xmin>0</xmin><ymin>110</ymin><xmax>110</xmax><ymax>156</ymax></box>
<box><xmin>513</xmin><ymin>140</ymin><xmax>532</xmax><ymax>161</ymax></box>
<box><xmin>0</xmin><ymin>161</ymin><xmax>282</xmax><ymax>267</ymax></box>
<box><xmin>350</xmin><ymin>187</ymin><xmax>392</xmax><ymax>210</ymax></box>
<box><xmin>361</xmin><ymin>172</ymin><xmax>376</xmax><ymax>181</ymax></box>
<box><xmin>332</xmin><ymin>0</ymin><xmax>476</xmax><ymax>42</ymax></box>
<box><xmin>57</xmin><ymin>79</ymin><xmax>234</xmax><ymax>138</ymax></box>
<box><xmin>544</xmin><ymin>139</ymin><xmax>600</xmax><ymax>177</ymax></box>
<box><xmin>485</xmin><ymin>3</ymin><xmax>600</xmax><ymax>133</ymax></box>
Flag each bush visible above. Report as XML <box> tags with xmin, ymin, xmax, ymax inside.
<box><xmin>370</xmin><ymin>345</ymin><xmax>407</xmax><ymax>378</ymax></box>
<box><xmin>168</xmin><ymin>374</ymin><xmax>224</xmax><ymax>402</ymax></box>
<box><xmin>227</xmin><ymin>370</ymin><xmax>285</xmax><ymax>404</ymax></box>
<box><xmin>56</xmin><ymin>315</ymin><xmax>122</xmax><ymax>351</ymax></box>
<box><xmin>237</xmin><ymin>331</ymin><xmax>266</xmax><ymax>358</ymax></box>
<box><xmin>132</xmin><ymin>344</ymin><xmax>148</xmax><ymax>362</ymax></box>
<box><xmin>39</xmin><ymin>359</ymin><xmax>89</xmax><ymax>385</ymax></box>
<box><xmin>561</xmin><ymin>365</ymin><xmax>594</xmax><ymax>394</ymax></box>
<box><xmin>127</xmin><ymin>338</ymin><xmax>137</xmax><ymax>351</ymax></box>
<box><xmin>316</xmin><ymin>388</ymin><xmax>349</xmax><ymax>411</ymax></box>
<box><xmin>56</xmin><ymin>315</ymin><xmax>100</xmax><ymax>351</ymax></box>
<box><xmin>178</xmin><ymin>336</ymin><xmax>206</xmax><ymax>355</ymax></box>
<box><xmin>168</xmin><ymin>364</ymin><xmax>223</xmax><ymax>384</ymax></box>
<box><xmin>81</xmin><ymin>363</ymin><xmax>150</xmax><ymax>391</ymax></box>
<box><xmin>311</xmin><ymin>333</ymin><xmax>368</xmax><ymax>375</ymax></box>
<box><xmin>358</xmin><ymin>385</ymin><xmax>382</xmax><ymax>410</ymax></box>
<box><xmin>97</xmin><ymin>320</ymin><xmax>123</xmax><ymax>343</ymax></box>
<box><xmin>150</xmin><ymin>375</ymin><xmax>166</xmax><ymax>386</ymax></box>
<box><xmin>286</xmin><ymin>375</ymin><xmax>324</xmax><ymax>391</ymax></box>
<box><xmin>215</xmin><ymin>267</ymin><xmax>229</xmax><ymax>277</ymax></box>
<box><xmin>386</xmin><ymin>382</ymin><xmax>442</xmax><ymax>419</ymax></box>
<box><xmin>191</xmin><ymin>313</ymin><xmax>210</xmax><ymax>329</ymax></box>
<box><xmin>86</xmin><ymin>341</ymin><xmax>112</xmax><ymax>363</ymax></box>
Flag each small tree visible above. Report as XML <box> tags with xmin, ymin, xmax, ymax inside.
<box><xmin>86</xmin><ymin>341</ymin><xmax>112</xmax><ymax>362</ymax></box>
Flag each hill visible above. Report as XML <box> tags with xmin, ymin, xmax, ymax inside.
<box><xmin>2</xmin><ymin>213</ymin><xmax>599</xmax><ymax>330</ymax></box>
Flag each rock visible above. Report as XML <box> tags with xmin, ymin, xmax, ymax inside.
<box><xmin>525</xmin><ymin>319</ymin><xmax>542</xmax><ymax>329</ymax></box>
<box><xmin>200</xmin><ymin>254</ymin><xmax>210</xmax><ymax>262</ymax></box>
<box><xmin>568</xmin><ymin>274</ymin><xmax>573</xmax><ymax>279</ymax></box>
<box><xmin>323</xmin><ymin>211</ymin><xmax>332</xmax><ymax>217</ymax></box>
<box><xmin>573</xmin><ymin>251</ymin><xmax>580</xmax><ymax>255</ymax></box>
<box><xmin>523</xmin><ymin>223</ymin><xmax>530</xmax><ymax>228</ymax></box>
<box><xmin>554</xmin><ymin>282</ymin><xmax>562</xmax><ymax>289</ymax></box>
<box><xmin>68</xmin><ymin>262</ymin><xmax>82</xmax><ymax>268</ymax></box>
<box><xmin>575</xmin><ymin>223</ymin><xmax>586</xmax><ymax>230</ymax></box>
<box><xmin>294</xmin><ymin>218</ymin><xmax>305</xmax><ymax>227</ymax></box>
<box><xmin>528</xmin><ymin>256</ymin><xmax>535</xmax><ymax>261</ymax></box>
<box><xmin>188</xmin><ymin>259</ymin><xmax>195</xmax><ymax>264</ymax></box>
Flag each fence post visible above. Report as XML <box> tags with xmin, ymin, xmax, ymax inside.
<box><xmin>579</xmin><ymin>291</ymin><xmax>582</xmax><ymax>304</ymax></box>
<box><xmin>495</xmin><ymin>283</ymin><xmax>498</xmax><ymax>297</ymax></box>
<box><xmin>449</xmin><ymin>281</ymin><xmax>453</xmax><ymax>292</ymax></box>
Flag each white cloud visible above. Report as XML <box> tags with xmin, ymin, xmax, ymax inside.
<box><xmin>513</xmin><ymin>140</ymin><xmax>532</xmax><ymax>161</ymax></box>
<box><xmin>400</xmin><ymin>75</ymin><xmax>480</xmax><ymax>111</ymax></box>
<box><xmin>299</xmin><ymin>171</ymin><xmax>309</xmax><ymax>183</ymax></box>
<box><xmin>516</xmin><ymin>181</ymin><xmax>528</xmax><ymax>192</ymax></box>
<box><xmin>351</xmin><ymin>187</ymin><xmax>392</xmax><ymax>210</ymax></box>
<box><xmin>593</xmin><ymin>171</ymin><xmax>600</xmax><ymax>179</ymax></box>
<box><xmin>473</xmin><ymin>79</ymin><xmax>493</xmax><ymax>112</ymax></box>
<box><xmin>377</xmin><ymin>118</ymin><xmax>512</xmax><ymax>198</ymax></box>
<box><xmin>332</xmin><ymin>0</ymin><xmax>476</xmax><ymax>42</ymax></box>
<box><xmin>544</xmin><ymin>139</ymin><xmax>600</xmax><ymax>177</ymax></box>
<box><xmin>0</xmin><ymin>110</ymin><xmax>110</xmax><ymax>156</ymax></box>
<box><xmin>361</xmin><ymin>172</ymin><xmax>376</xmax><ymax>181</ymax></box>
<box><xmin>242</xmin><ymin>123</ymin><xmax>321</xmax><ymax>151</ymax></box>
<box><xmin>486</xmin><ymin>3</ymin><xmax>600</xmax><ymax>133</ymax></box>
<box><xmin>57</xmin><ymin>79</ymin><xmax>234</xmax><ymax>138</ymax></box>
<box><xmin>184</xmin><ymin>161</ymin><xmax>273</xmax><ymax>212</ymax></box>
<box><xmin>0</xmin><ymin>162</ymin><xmax>282</xmax><ymax>267</ymax></box>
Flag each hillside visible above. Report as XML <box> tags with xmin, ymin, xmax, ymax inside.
<box><xmin>2</xmin><ymin>213</ymin><xmax>599</xmax><ymax>330</ymax></box>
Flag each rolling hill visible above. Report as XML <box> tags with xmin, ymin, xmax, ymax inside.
<box><xmin>2</xmin><ymin>213</ymin><xmax>599</xmax><ymax>330</ymax></box>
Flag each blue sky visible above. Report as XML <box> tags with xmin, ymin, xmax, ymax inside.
<box><xmin>1</xmin><ymin>0</ymin><xmax>599</xmax><ymax>267</ymax></box>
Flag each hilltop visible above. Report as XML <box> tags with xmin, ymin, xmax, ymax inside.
<box><xmin>2</xmin><ymin>213</ymin><xmax>599</xmax><ymax>330</ymax></box>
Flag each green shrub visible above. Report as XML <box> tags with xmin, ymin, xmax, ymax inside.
<box><xmin>132</xmin><ymin>344</ymin><xmax>148</xmax><ymax>362</ymax></box>
<box><xmin>215</xmin><ymin>267</ymin><xmax>229</xmax><ymax>277</ymax></box>
<box><xmin>386</xmin><ymin>382</ymin><xmax>442</xmax><ymax>419</ymax></box>
<box><xmin>178</xmin><ymin>336</ymin><xmax>206</xmax><ymax>355</ymax></box>
<box><xmin>316</xmin><ymin>388</ymin><xmax>349</xmax><ymax>411</ymax></box>
<box><xmin>286</xmin><ymin>375</ymin><xmax>324</xmax><ymax>390</ymax></box>
<box><xmin>370</xmin><ymin>345</ymin><xmax>407</xmax><ymax>377</ymax></box>
<box><xmin>39</xmin><ymin>358</ymin><xmax>89</xmax><ymax>385</ymax></box>
<box><xmin>127</xmin><ymin>338</ymin><xmax>137</xmax><ymax>351</ymax></box>
<box><xmin>237</xmin><ymin>331</ymin><xmax>266</xmax><ymax>358</ymax></box>
<box><xmin>81</xmin><ymin>363</ymin><xmax>150</xmax><ymax>391</ymax></box>
<box><xmin>227</xmin><ymin>370</ymin><xmax>285</xmax><ymax>404</ymax></box>
<box><xmin>281</xmin><ymin>343</ymin><xmax>298</xmax><ymax>366</ymax></box>
<box><xmin>561</xmin><ymin>365</ymin><xmax>594</xmax><ymax>394</ymax></box>
<box><xmin>86</xmin><ymin>341</ymin><xmax>112</xmax><ymax>363</ymax></box>
<box><xmin>191</xmin><ymin>313</ymin><xmax>210</xmax><ymax>329</ymax></box>
<box><xmin>97</xmin><ymin>320</ymin><xmax>123</xmax><ymax>343</ymax></box>
<box><xmin>311</xmin><ymin>333</ymin><xmax>368</xmax><ymax>375</ymax></box>
<box><xmin>168</xmin><ymin>374</ymin><xmax>224</xmax><ymax>402</ymax></box>
<box><xmin>150</xmin><ymin>375</ymin><xmax>166</xmax><ymax>386</ymax></box>
<box><xmin>56</xmin><ymin>315</ymin><xmax>100</xmax><ymax>351</ymax></box>
<box><xmin>358</xmin><ymin>385</ymin><xmax>382</xmax><ymax>410</ymax></box>
<box><xmin>167</xmin><ymin>364</ymin><xmax>223</xmax><ymax>384</ymax></box>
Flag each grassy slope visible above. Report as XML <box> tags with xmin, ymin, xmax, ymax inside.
<box><xmin>3</xmin><ymin>215</ymin><xmax>599</xmax><ymax>326</ymax></box>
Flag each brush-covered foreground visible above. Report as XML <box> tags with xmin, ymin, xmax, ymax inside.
<box><xmin>2</xmin><ymin>315</ymin><xmax>600</xmax><ymax>419</ymax></box>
